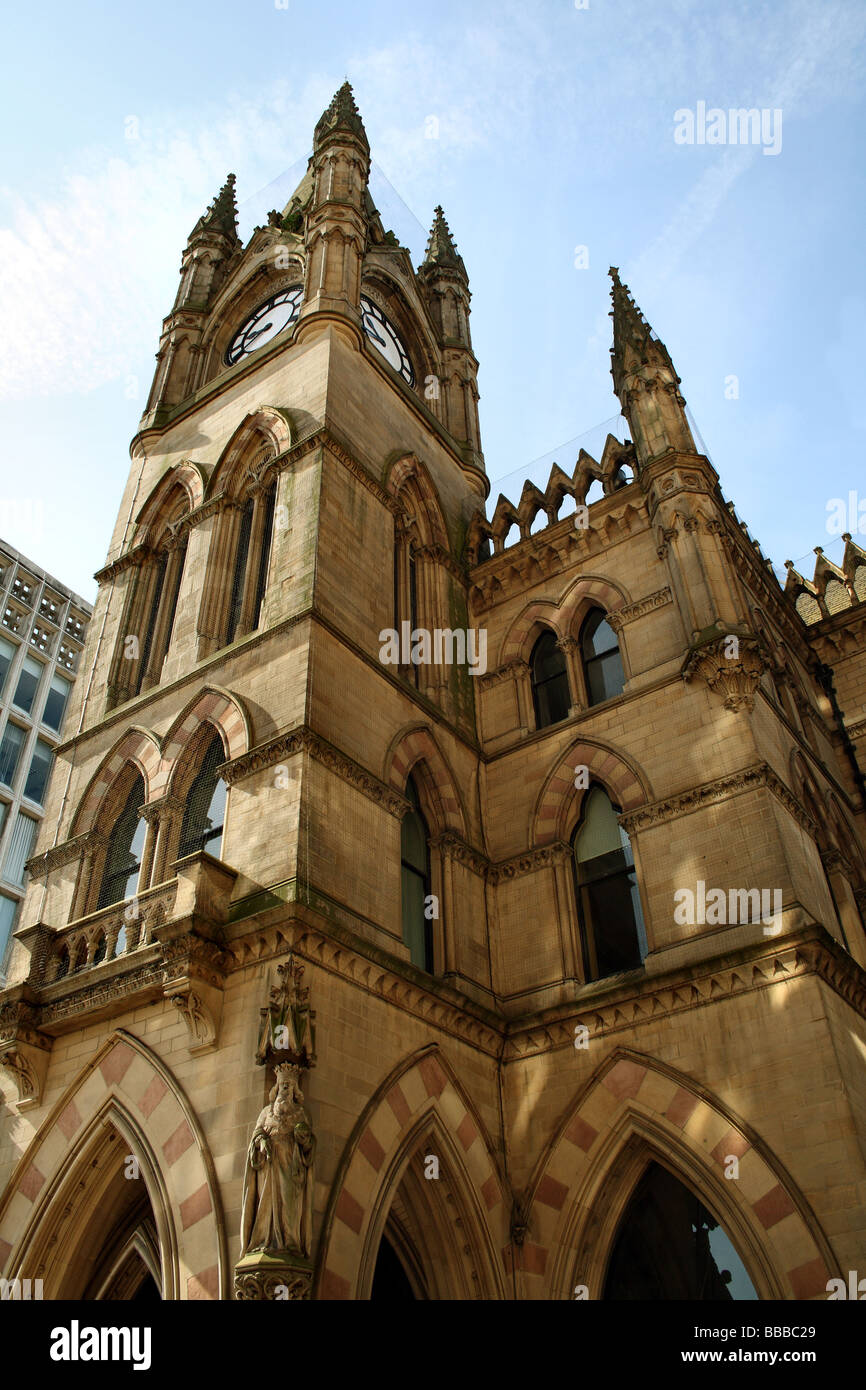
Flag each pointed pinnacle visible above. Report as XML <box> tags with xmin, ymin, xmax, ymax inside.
<box><xmin>314</xmin><ymin>81</ymin><xmax>369</xmax><ymax>151</ymax></box>
<box><xmin>422</xmin><ymin>206</ymin><xmax>467</xmax><ymax>278</ymax></box>
<box><xmin>193</xmin><ymin>173</ymin><xmax>239</xmax><ymax>241</ymax></box>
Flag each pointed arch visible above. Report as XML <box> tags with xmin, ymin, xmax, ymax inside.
<box><xmin>73</xmin><ymin>727</ymin><xmax>162</xmax><ymax>835</ymax></box>
<box><xmin>134</xmin><ymin>462</ymin><xmax>205</xmax><ymax>547</ymax></box>
<box><xmin>384</xmin><ymin>453</ymin><xmax>449</xmax><ymax>551</ymax></box>
<box><xmin>498</xmin><ymin>576</ymin><xmax>629</xmax><ymax>669</ymax></box>
<box><xmin>161</xmin><ymin>686</ymin><xmax>250</xmax><ymax>783</ymax></box>
<box><xmin>316</xmin><ymin>1045</ymin><xmax>507</xmax><ymax>1300</ymax></box>
<box><xmin>0</xmin><ymin>1031</ymin><xmax>227</xmax><ymax>1300</ymax></box>
<box><xmin>384</xmin><ymin>725</ymin><xmax>467</xmax><ymax>838</ymax></box>
<box><xmin>533</xmin><ymin>738</ymin><xmax>651</xmax><ymax>844</ymax></box>
<box><xmin>526</xmin><ymin>1050</ymin><xmax>838</xmax><ymax>1301</ymax></box>
<box><xmin>208</xmin><ymin>407</ymin><xmax>293</xmax><ymax>500</ymax></box>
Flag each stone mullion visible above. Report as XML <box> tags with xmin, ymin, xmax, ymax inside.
<box><xmin>70</xmin><ymin>834</ymin><xmax>109</xmax><ymax>922</ymax></box>
<box><xmin>512</xmin><ymin>661</ymin><xmax>532</xmax><ymax>733</ymax></box>
<box><xmin>136</xmin><ymin>810</ymin><xmax>159</xmax><ymax>894</ymax></box>
<box><xmin>556</xmin><ymin>636</ymin><xmax>583</xmax><ymax>713</ymax></box>
<box><xmin>198</xmin><ymin>503</ymin><xmax>242</xmax><ymax>657</ymax></box>
<box><xmin>149</xmin><ymin>797</ymin><xmax>185</xmax><ymax>887</ymax></box>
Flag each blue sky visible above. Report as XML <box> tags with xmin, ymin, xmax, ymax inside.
<box><xmin>1</xmin><ymin>0</ymin><xmax>864</xmax><ymax>600</ymax></box>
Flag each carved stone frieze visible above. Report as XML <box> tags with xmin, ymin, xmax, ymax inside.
<box><xmin>234</xmin><ymin>1256</ymin><xmax>312</xmax><ymax>1301</ymax></box>
<box><xmin>487</xmin><ymin>842</ymin><xmax>572</xmax><ymax>885</ymax></box>
<box><xmin>606</xmin><ymin>587</ymin><xmax>672</xmax><ymax>632</ymax></box>
<box><xmin>476</xmin><ymin>659</ymin><xmax>529</xmax><ymax>691</ymax></box>
<box><xmin>619</xmin><ymin>761</ymin><xmax>817</xmax><ymax>837</ymax></box>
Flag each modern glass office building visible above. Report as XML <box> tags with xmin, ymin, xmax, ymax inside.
<box><xmin>0</xmin><ymin>542</ymin><xmax>92</xmax><ymax>975</ymax></box>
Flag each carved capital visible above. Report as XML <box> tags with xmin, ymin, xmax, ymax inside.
<box><xmin>681</xmin><ymin>632</ymin><xmax>767</xmax><ymax>713</ymax></box>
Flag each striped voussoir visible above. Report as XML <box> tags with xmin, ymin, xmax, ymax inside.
<box><xmin>498</xmin><ymin>577</ymin><xmax>627</xmax><ymax>666</ymax></box>
<box><xmin>160</xmin><ymin>687</ymin><xmax>249</xmax><ymax>788</ymax></box>
<box><xmin>529</xmin><ymin>1052</ymin><xmax>834</xmax><ymax>1300</ymax></box>
<box><xmin>319</xmin><ymin>1050</ymin><xmax>502</xmax><ymax>1298</ymax></box>
<box><xmin>0</xmin><ymin>1031</ymin><xmax>225</xmax><ymax>1300</ymax></box>
<box><xmin>75</xmin><ymin>727</ymin><xmax>163</xmax><ymax>831</ymax></box>
<box><xmin>534</xmin><ymin>739</ymin><xmax>647</xmax><ymax>843</ymax></box>
<box><xmin>386</xmin><ymin>727</ymin><xmax>466</xmax><ymax>835</ymax></box>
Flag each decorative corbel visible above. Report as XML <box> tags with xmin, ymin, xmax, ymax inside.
<box><xmin>0</xmin><ymin>999</ymin><xmax>51</xmax><ymax>1108</ymax></box>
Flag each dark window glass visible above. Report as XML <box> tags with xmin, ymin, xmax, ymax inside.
<box><xmin>43</xmin><ymin>673</ymin><xmax>72</xmax><ymax>732</ymax></box>
<box><xmin>13</xmin><ymin>655</ymin><xmax>43</xmax><ymax>714</ymax></box>
<box><xmin>400</xmin><ymin>778</ymin><xmax>432</xmax><ymax>972</ymax></box>
<box><xmin>604</xmin><ymin>1162</ymin><xmax>758</xmax><ymax>1300</ymax></box>
<box><xmin>581</xmin><ymin>608</ymin><xmax>625</xmax><ymax>706</ymax></box>
<box><xmin>252</xmin><ymin>485</ymin><xmax>276</xmax><ymax>629</ymax></box>
<box><xmin>531</xmin><ymin>631</ymin><xmax>570</xmax><ymax>728</ymax></box>
<box><xmin>23</xmin><ymin>738</ymin><xmax>52</xmax><ymax>805</ymax></box>
<box><xmin>97</xmin><ymin>774</ymin><xmax>146</xmax><ymax>910</ymax></box>
<box><xmin>135</xmin><ymin>553</ymin><xmax>167</xmax><ymax>694</ymax></box>
<box><xmin>0</xmin><ymin>722</ymin><xmax>26</xmax><ymax>788</ymax></box>
<box><xmin>0</xmin><ymin>638</ymin><xmax>14</xmax><ymax>696</ymax></box>
<box><xmin>572</xmin><ymin>785</ymin><xmax>646</xmax><ymax>981</ymax></box>
<box><xmin>178</xmin><ymin>733</ymin><xmax>227</xmax><ymax>860</ymax></box>
<box><xmin>161</xmin><ymin>544</ymin><xmax>186</xmax><ymax>659</ymax></box>
<box><xmin>0</xmin><ymin>893</ymin><xmax>19</xmax><ymax>966</ymax></box>
<box><xmin>226</xmin><ymin>498</ymin><xmax>254</xmax><ymax>644</ymax></box>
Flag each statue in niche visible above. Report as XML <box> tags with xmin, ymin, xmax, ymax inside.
<box><xmin>240</xmin><ymin>1062</ymin><xmax>315</xmax><ymax>1258</ymax></box>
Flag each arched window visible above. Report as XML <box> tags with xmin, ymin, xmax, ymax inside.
<box><xmin>177</xmin><ymin>733</ymin><xmax>228</xmax><ymax>860</ymax></box>
<box><xmin>530</xmin><ymin>631</ymin><xmax>570</xmax><ymax>729</ymax></box>
<box><xmin>97</xmin><ymin>775</ymin><xmax>147</xmax><ymax>910</ymax></box>
<box><xmin>572</xmin><ymin>785</ymin><xmax>646</xmax><ymax>981</ymax></box>
<box><xmin>401</xmin><ymin>777</ymin><xmax>433</xmax><ymax>972</ymax></box>
<box><xmin>581</xmin><ymin>608</ymin><xmax>625</xmax><ymax>706</ymax></box>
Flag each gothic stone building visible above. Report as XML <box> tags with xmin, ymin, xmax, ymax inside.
<box><xmin>1</xmin><ymin>86</ymin><xmax>865</xmax><ymax>1302</ymax></box>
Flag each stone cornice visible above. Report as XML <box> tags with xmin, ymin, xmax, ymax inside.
<box><xmin>25</xmin><ymin>831</ymin><xmax>107</xmax><ymax>882</ymax></box>
<box><xmin>619</xmin><ymin>761</ymin><xmax>817</xmax><ymax>837</ymax></box>
<box><xmin>220</xmin><ymin>724</ymin><xmax>410</xmax><ymax>818</ymax></box>
<box><xmin>502</xmin><ymin>928</ymin><xmax>866</xmax><ymax>1060</ymax></box>
<box><xmin>487</xmin><ymin>842</ymin><xmax>572</xmax><ymax>884</ymax></box>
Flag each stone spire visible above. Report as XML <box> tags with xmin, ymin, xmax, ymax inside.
<box><xmin>313</xmin><ymin>81</ymin><xmax>369</xmax><ymax>153</ymax></box>
<box><xmin>421</xmin><ymin>206</ymin><xmax>467</xmax><ymax>281</ymax></box>
<box><xmin>190</xmin><ymin>173</ymin><xmax>240</xmax><ymax>244</ymax></box>
<box><xmin>608</xmin><ymin>267</ymin><xmax>696</xmax><ymax>466</ymax></box>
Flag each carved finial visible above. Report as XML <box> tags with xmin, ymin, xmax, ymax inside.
<box><xmin>422</xmin><ymin>206</ymin><xmax>467</xmax><ymax>279</ymax></box>
<box><xmin>314</xmin><ymin>81</ymin><xmax>368</xmax><ymax>151</ymax></box>
<box><xmin>190</xmin><ymin>173</ymin><xmax>239</xmax><ymax>243</ymax></box>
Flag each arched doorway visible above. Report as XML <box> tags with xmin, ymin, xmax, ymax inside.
<box><xmin>361</xmin><ymin>1124</ymin><xmax>497</xmax><ymax>1300</ymax></box>
<box><xmin>603</xmin><ymin>1162</ymin><xmax>758</xmax><ymax>1300</ymax></box>
<box><xmin>29</xmin><ymin>1119</ymin><xmax>167</xmax><ymax>1301</ymax></box>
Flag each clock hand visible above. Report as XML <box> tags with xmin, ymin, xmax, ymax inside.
<box><xmin>245</xmin><ymin>320</ymin><xmax>274</xmax><ymax>344</ymax></box>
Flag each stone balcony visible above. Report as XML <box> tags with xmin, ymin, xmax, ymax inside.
<box><xmin>0</xmin><ymin>852</ymin><xmax>237</xmax><ymax>1108</ymax></box>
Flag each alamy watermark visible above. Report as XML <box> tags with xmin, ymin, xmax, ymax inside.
<box><xmin>674</xmin><ymin>102</ymin><xmax>782</xmax><ymax>156</ymax></box>
<box><xmin>379</xmin><ymin>623</ymin><xmax>487</xmax><ymax>675</ymax></box>
<box><xmin>674</xmin><ymin>881</ymin><xmax>782</xmax><ymax>934</ymax></box>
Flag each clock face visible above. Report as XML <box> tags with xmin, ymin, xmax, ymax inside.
<box><xmin>360</xmin><ymin>295</ymin><xmax>414</xmax><ymax>386</ymax></box>
<box><xmin>226</xmin><ymin>286</ymin><xmax>303</xmax><ymax>365</ymax></box>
